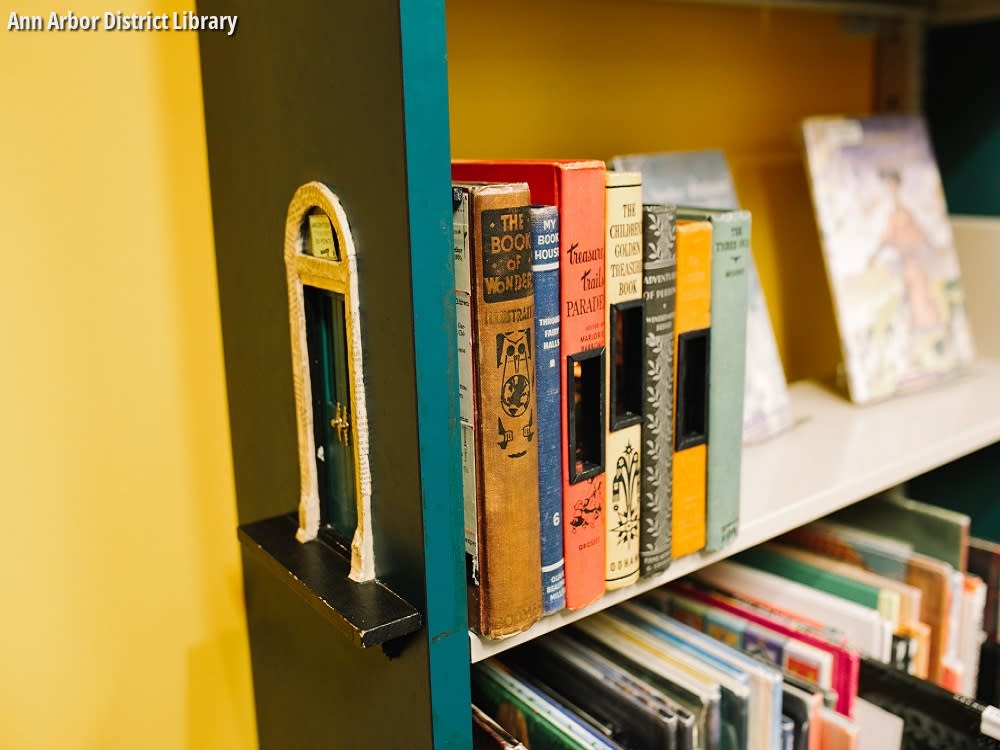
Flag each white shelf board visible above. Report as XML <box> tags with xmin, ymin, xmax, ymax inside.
<box><xmin>470</xmin><ymin>358</ymin><xmax>1000</xmax><ymax>662</ymax></box>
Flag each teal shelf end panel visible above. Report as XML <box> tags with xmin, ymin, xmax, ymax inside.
<box><xmin>925</xmin><ymin>19</ymin><xmax>1000</xmax><ymax>216</ymax></box>
<box><xmin>399</xmin><ymin>1</ymin><xmax>474</xmax><ymax>748</ymax></box>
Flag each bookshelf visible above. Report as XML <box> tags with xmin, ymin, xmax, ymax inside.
<box><xmin>196</xmin><ymin>1</ymin><xmax>1000</xmax><ymax>748</ymax></box>
<box><xmin>471</xmin><ymin>358</ymin><xmax>1000</xmax><ymax>660</ymax></box>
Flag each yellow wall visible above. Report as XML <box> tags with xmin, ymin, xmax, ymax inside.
<box><xmin>0</xmin><ymin>2</ymin><xmax>255</xmax><ymax>747</ymax></box>
<box><xmin>448</xmin><ymin>0</ymin><xmax>876</xmax><ymax>380</ymax></box>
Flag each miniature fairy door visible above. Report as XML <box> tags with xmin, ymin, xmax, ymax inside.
<box><xmin>285</xmin><ymin>182</ymin><xmax>374</xmax><ymax>582</ymax></box>
<box><xmin>303</xmin><ymin>281</ymin><xmax>358</xmax><ymax>538</ymax></box>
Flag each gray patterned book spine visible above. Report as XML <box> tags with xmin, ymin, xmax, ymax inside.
<box><xmin>639</xmin><ymin>205</ymin><xmax>676</xmax><ymax>577</ymax></box>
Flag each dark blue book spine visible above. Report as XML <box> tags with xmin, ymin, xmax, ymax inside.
<box><xmin>530</xmin><ymin>205</ymin><xmax>565</xmax><ymax>614</ymax></box>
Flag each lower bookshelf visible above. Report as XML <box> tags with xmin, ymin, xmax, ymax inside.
<box><xmin>469</xmin><ymin>357</ymin><xmax>1000</xmax><ymax>661</ymax></box>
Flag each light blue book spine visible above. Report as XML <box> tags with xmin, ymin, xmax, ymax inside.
<box><xmin>530</xmin><ymin>205</ymin><xmax>565</xmax><ymax>614</ymax></box>
<box><xmin>688</xmin><ymin>210</ymin><xmax>749</xmax><ymax>551</ymax></box>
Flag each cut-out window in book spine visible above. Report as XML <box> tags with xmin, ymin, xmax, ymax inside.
<box><xmin>284</xmin><ymin>182</ymin><xmax>374</xmax><ymax>583</ymax></box>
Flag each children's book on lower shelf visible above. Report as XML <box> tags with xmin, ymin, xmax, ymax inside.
<box><xmin>470</xmin><ymin>486</ymin><xmax>1000</xmax><ymax>748</ymax></box>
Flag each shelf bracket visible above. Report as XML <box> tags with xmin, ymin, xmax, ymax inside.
<box><xmin>238</xmin><ymin>514</ymin><xmax>422</xmax><ymax>649</ymax></box>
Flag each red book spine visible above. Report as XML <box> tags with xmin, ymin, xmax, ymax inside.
<box><xmin>452</xmin><ymin>160</ymin><xmax>607</xmax><ymax>609</ymax></box>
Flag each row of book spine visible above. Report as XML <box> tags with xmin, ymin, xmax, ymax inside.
<box><xmin>471</xmin><ymin>491</ymin><xmax>1000</xmax><ymax>749</ymax></box>
<box><xmin>452</xmin><ymin>160</ymin><xmax>750</xmax><ymax>638</ymax></box>
<box><xmin>472</xmin><ymin>568</ymin><xmax>1000</xmax><ymax>750</ymax></box>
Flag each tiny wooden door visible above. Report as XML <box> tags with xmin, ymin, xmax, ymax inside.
<box><xmin>303</xmin><ymin>283</ymin><xmax>358</xmax><ymax>540</ymax></box>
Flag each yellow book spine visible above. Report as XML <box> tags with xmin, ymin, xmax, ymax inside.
<box><xmin>672</xmin><ymin>221</ymin><xmax>712</xmax><ymax>559</ymax></box>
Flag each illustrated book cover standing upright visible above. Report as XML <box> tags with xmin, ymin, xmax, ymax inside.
<box><xmin>453</xmin><ymin>182</ymin><xmax>542</xmax><ymax>638</ymax></box>
<box><xmin>801</xmin><ymin>115</ymin><xmax>975</xmax><ymax>404</ymax></box>
<box><xmin>453</xmin><ymin>160</ymin><xmax>608</xmax><ymax>610</ymax></box>
<box><xmin>609</xmin><ymin>150</ymin><xmax>791</xmax><ymax>444</ymax></box>
<box><xmin>604</xmin><ymin>172</ymin><xmax>644</xmax><ymax>589</ymax></box>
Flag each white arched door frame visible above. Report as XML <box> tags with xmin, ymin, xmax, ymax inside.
<box><xmin>284</xmin><ymin>181</ymin><xmax>374</xmax><ymax>583</ymax></box>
